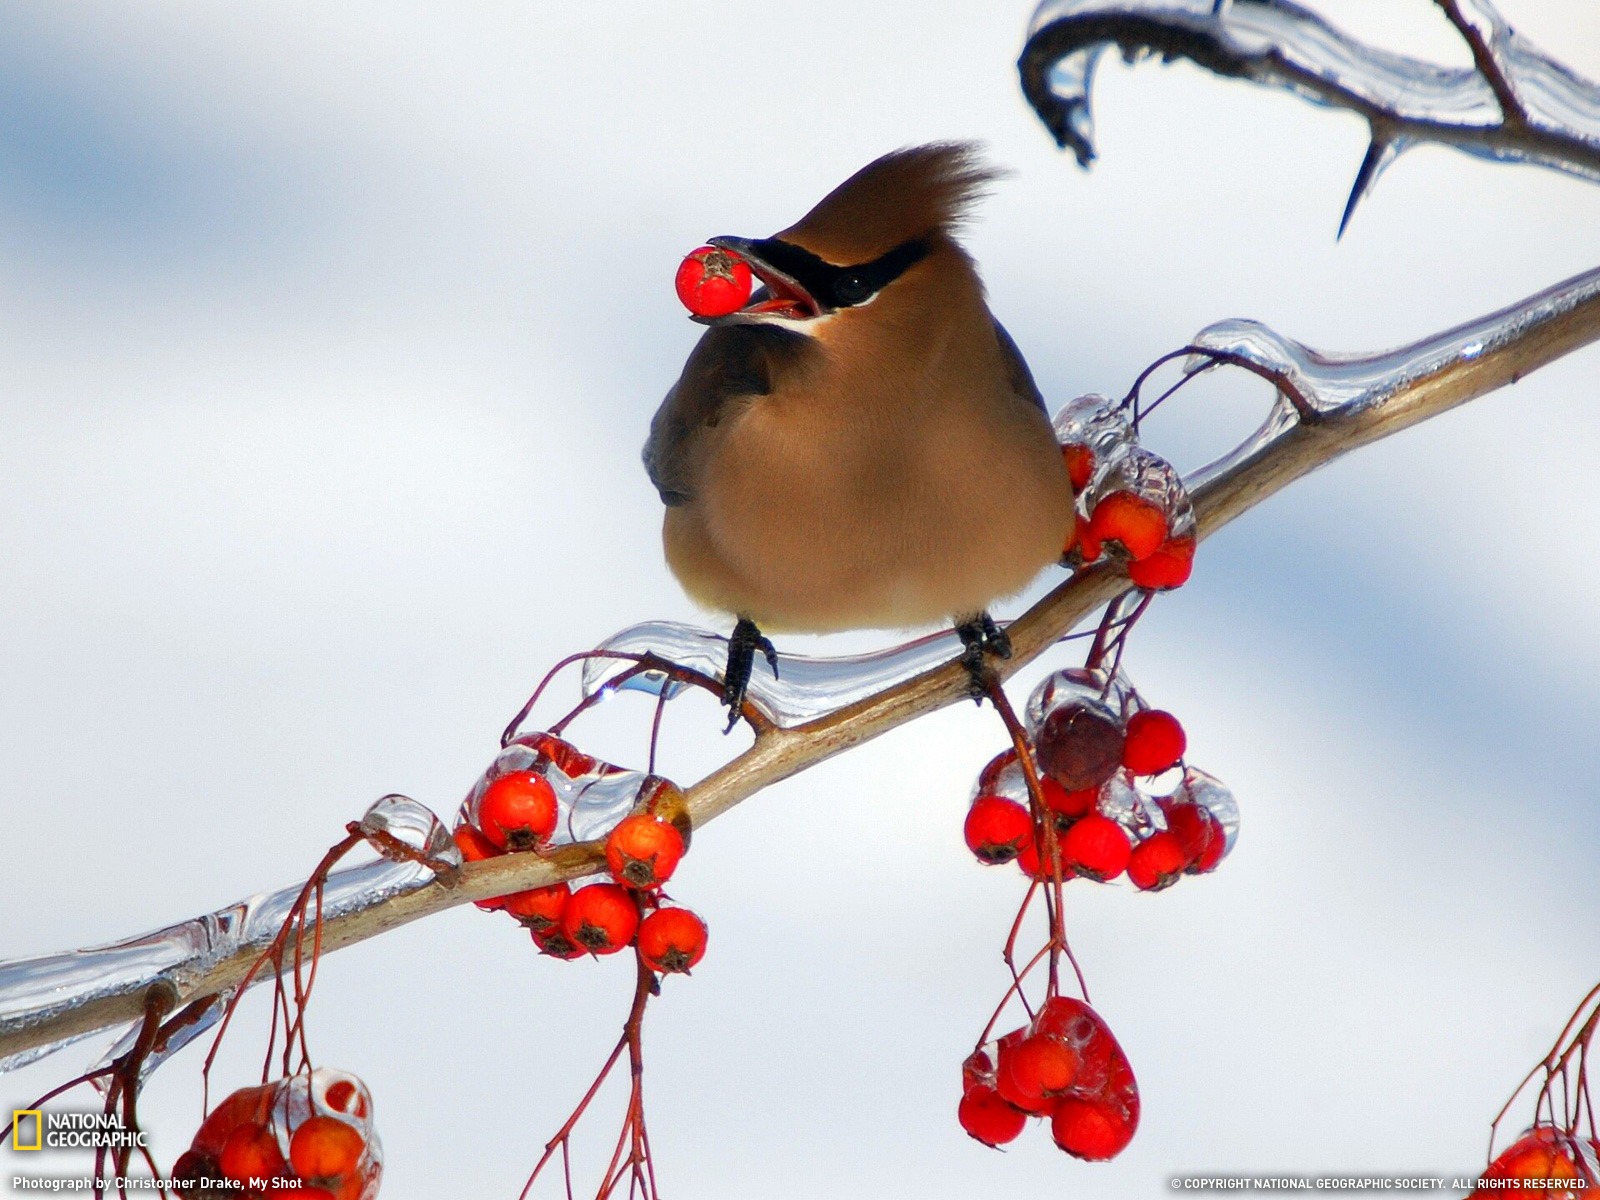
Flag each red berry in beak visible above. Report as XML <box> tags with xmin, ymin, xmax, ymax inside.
<box><xmin>675</xmin><ymin>246</ymin><xmax>753</xmax><ymax>318</ymax></box>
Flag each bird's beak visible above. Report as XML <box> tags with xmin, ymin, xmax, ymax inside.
<box><xmin>696</xmin><ymin>236</ymin><xmax>822</xmax><ymax>326</ymax></box>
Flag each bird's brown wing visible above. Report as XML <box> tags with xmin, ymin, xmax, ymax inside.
<box><xmin>643</xmin><ymin>324</ymin><xmax>811</xmax><ymax>506</ymax></box>
<box><xmin>992</xmin><ymin>318</ymin><xmax>1047</xmax><ymax>415</ymax></box>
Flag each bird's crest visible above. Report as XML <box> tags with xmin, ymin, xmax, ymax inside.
<box><xmin>779</xmin><ymin>142</ymin><xmax>1001</xmax><ymax>264</ymax></box>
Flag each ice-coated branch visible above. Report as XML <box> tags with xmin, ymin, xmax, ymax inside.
<box><xmin>1017</xmin><ymin>0</ymin><xmax>1600</xmax><ymax>233</ymax></box>
<box><xmin>4</xmin><ymin>260</ymin><xmax>1600</xmax><ymax>1070</ymax></box>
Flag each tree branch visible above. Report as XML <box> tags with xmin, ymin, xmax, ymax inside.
<box><xmin>5</xmin><ymin>260</ymin><xmax>1600</xmax><ymax>1068</ymax></box>
<box><xmin>1017</xmin><ymin>1</ymin><xmax>1600</xmax><ymax>231</ymax></box>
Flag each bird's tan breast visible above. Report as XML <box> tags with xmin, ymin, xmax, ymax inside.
<box><xmin>668</xmin><ymin>331</ymin><xmax>1073</xmax><ymax>632</ymax></box>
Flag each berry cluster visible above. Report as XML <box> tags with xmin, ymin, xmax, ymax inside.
<box><xmin>1056</xmin><ymin>393</ymin><xmax>1195</xmax><ymax>590</ymax></box>
<box><xmin>961</xmin><ymin>995</ymin><xmax>1140</xmax><ymax>1160</ymax></box>
<box><xmin>452</xmin><ymin>732</ymin><xmax>708</xmax><ymax>971</ymax></box>
<box><xmin>172</xmin><ymin>1069</ymin><xmax>380</xmax><ymax>1200</ymax></box>
<box><xmin>964</xmin><ymin>668</ymin><xmax>1237</xmax><ymax>892</ymax></box>
<box><xmin>1470</xmin><ymin>1126</ymin><xmax>1599</xmax><ymax>1196</ymax></box>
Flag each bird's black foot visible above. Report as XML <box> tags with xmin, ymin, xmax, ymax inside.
<box><xmin>955</xmin><ymin>612</ymin><xmax>1011</xmax><ymax>701</ymax></box>
<box><xmin>721</xmin><ymin>616</ymin><xmax>778</xmax><ymax>732</ymax></box>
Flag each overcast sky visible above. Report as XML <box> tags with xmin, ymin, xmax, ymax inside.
<box><xmin>2</xmin><ymin>2</ymin><xmax>1599</xmax><ymax>1197</ymax></box>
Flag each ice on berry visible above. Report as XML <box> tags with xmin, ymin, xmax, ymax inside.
<box><xmin>1168</xmin><ymin>766</ymin><xmax>1240</xmax><ymax>859</ymax></box>
<box><xmin>1052</xmin><ymin>393</ymin><xmax>1135</xmax><ymax>497</ymax></box>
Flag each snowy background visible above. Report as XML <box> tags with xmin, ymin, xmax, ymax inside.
<box><xmin>2</xmin><ymin>2</ymin><xmax>1599</xmax><ymax>1196</ymax></box>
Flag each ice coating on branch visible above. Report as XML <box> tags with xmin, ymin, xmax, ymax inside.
<box><xmin>0</xmin><ymin>836</ymin><xmax>444</xmax><ymax>1072</ymax></box>
<box><xmin>1182</xmin><ymin>262</ymin><xmax>1600</xmax><ymax>488</ymax></box>
<box><xmin>581</xmin><ymin>620</ymin><xmax>984</xmax><ymax>728</ymax></box>
<box><xmin>1019</xmin><ymin>0</ymin><xmax>1600</xmax><ymax>193</ymax></box>
<box><xmin>360</xmin><ymin>793</ymin><xmax>461</xmax><ymax>867</ymax></box>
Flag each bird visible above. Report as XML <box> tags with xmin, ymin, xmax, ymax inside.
<box><xmin>643</xmin><ymin>142</ymin><xmax>1075</xmax><ymax>721</ymax></box>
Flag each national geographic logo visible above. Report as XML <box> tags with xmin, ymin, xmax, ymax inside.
<box><xmin>10</xmin><ymin>1111</ymin><xmax>148</xmax><ymax>1152</ymax></box>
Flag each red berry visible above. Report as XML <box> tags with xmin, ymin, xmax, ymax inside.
<box><xmin>1035</xmin><ymin>702</ymin><xmax>1125</xmax><ymax>792</ymax></box>
<box><xmin>963</xmin><ymin>795</ymin><xmax>1032</xmax><ymax>865</ymax></box>
<box><xmin>219</xmin><ymin>1123</ymin><xmax>286</xmax><ymax>1184</ymax></box>
<box><xmin>1087</xmin><ymin>491</ymin><xmax>1168</xmax><ymax>561</ymax></box>
<box><xmin>993</xmin><ymin>1029</ymin><xmax>1052</xmax><ymax>1115</ymax></box>
<box><xmin>477</xmin><ymin>772</ymin><xmax>559</xmax><ymax>851</ymax></box>
<box><xmin>675</xmin><ymin>246</ymin><xmax>753</xmax><ymax>319</ymax></box>
<box><xmin>1061</xmin><ymin>814</ymin><xmax>1132</xmax><ymax>881</ymax></box>
<box><xmin>171</xmin><ymin>1150</ymin><xmax>225</xmax><ymax>1200</ymax></box>
<box><xmin>1123</xmin><ymin>710</ymin><xmax>1186</xmax><ymax>775</ymax></box>
<box><xmin>1017</xmin><ymin>833</ymin><xmax>1074</xmax><ymax>883</ymax></box>
<box><xmin>637</xmin><ymin>907</ymin><xmax>708</xmax><ymax>973</ymax></box>
<box><xmin>503</xmin><ymin>882</ymin><xmax>571</xmax><ymax>931</ymax></box>
<box><xmin>193</xmin><ymin>1085</ymin><xmax>277</xmax><ymax>1157</ymax></box>
<box><xmin>1040</xmin><ymin>777</ymin><xmax>1097</xmax><ymax>828</ymax></box>
<box><xmin>958</xmin><ymin>1086</ymin><xmax>1027</xmax><ymax>1148</ymax></box>
<box><xmin>532</xmin><ymin>926</ymin><xmax>585</xmax><ymax>960</ymax></box>
<box><xmin>961</xmin><ymin>1049</ymin><xmax>995</xmax><ymax>1096</ymax></box>
<box><xmin>1072</xmin><ymin>513</ymin><xmax>1102</xmax><ymax>562</ymax></box>
<box><xmin>453</xmin><ymin>824</ymin><xmax>509</xmax><ymax>911</ymax></box>
<box><xmin>1126</xmin><ymin>831</ymin><xmax>1188</xmax><ymax>891</ymax></box>
<box><xmin>605</xmin><ymin>814</ymin><xmax>685</xmax><ymax>889</ymax></box>
<box><xmin>560</xmin><ymin>882</ymin><xmax>640</xmax><ymax>955</ymax></box>
<box><xmin>321</xmin><ymin>1079</ymin><xmax>367</xmax><ymax>1119</ymax></box>
<box><xmin>1127</xmin><ymin>535</ymin><xmax>1195</xmax><ymax>590</ymax></box>
<box><xmin>1002</xmin><ymin>1034</ymin><xmax>1080</xmax><ymax>1106</ymax></box>
<box><xmin>526</xmin><ymin>731</ymin><xmax>599</xmax><ymax>778</ymax></box>
<box><xmin>289</xmin><ymin>1115</ymin><xmax>365</xmax><ymax>1182</ymax></box>
<box><xmin>1160</xmin><ymin>798</ymin><xmax>1224</xmax><ymax>873</ymax></box>
<box><xmin>1062</xmin><ymin>443</ymin><xmax>1095</xmax><ymax>492</ymax></box>
<box><xmin>1051</xmin><ymin>1095</ymin><xmax>1136</xmax><ymax>1161</ymax></box>
<box><xmin>1475</xmin><ymin>1126</ymin><xmax>1593</xmax><ymax>1193</ymax></box>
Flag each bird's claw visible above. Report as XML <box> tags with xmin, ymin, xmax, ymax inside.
<box><xmin>721</xmin><ymin>617</ymin><xmax>778</xmax><ymax>733</ymax></box>
<box><xmin>956</xmin><ymin>612</ymin><xmax>1010</xmax><ymax>702</ymax></box>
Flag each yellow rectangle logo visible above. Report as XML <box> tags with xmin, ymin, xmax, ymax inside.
<box><xmin>12</xmin><ymin>1109</ymin><xmax>42</xmax><ymax>1151</ymax></box>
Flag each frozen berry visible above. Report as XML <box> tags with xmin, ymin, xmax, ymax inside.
<box><xmin>958</xmin><ymin>1086</ymin><xmax>1027</xmax><ymax>1148</ymax></box>
<box><xmin>1051</xmin><ymin>1095</ymin><xmax>1136</xmax><ymax>1160</ymax></box>
<box><xmin>1017</xmin><ymin>833</ymin><xmax>1073</xmax><ymax>883</ymax></box>
<box><xmin>453</xmin><ymin>824</ymin><xmax>509</xmax><ymax>911</ymax></box>
<box><xmin>1062</xmin><ymin>443</ymin><xmax>1095</xmax><ymax>492</ymax></box>
<box><xmin>637</xmin><ymin>906</ymin><xmax>708</xmax><ymax>974</ymax></box>
<box><xmin>1127</xmin><ymin>535</ymin><xmax>1195</xmax><ymax>590</ymax></box>
<box><xmin>994</xmin><ymin>1029</ymin><xmax>1052</xmax><ymax>1115</ymax></box>
<box><xmin>1088</xmin><ymin>491</ymin><xmax>1168</xmax><ymax>561</ymax></box>
<box><xmin>477</xmin><ymin>772</ymin><xmax>559</xmax><ymax>851</ymax></box>
<box><xmin>1126</xmin><ymin>831</ymin><xmax>1188</xmax><ymax>891</ymax></box>
<box><xmin>1001</xmin><ymin>1034</ymin><xmax>1080</xmax><ymax>1106</ymax></box>
<box><xmin>1159</xmin><ymin>798</ymin><xmax>1224</xmax><ymax>873</ymax></box>
<box><xmin>1123</xmin><ymin>710</ymin><xmax>1186</xmax><ymax>775</ymax></box>
<box><xmin>192</xmin><ymin>1085</ymin><xmax>277</xmax><ymax>1157</ymax></box>
<box><xmin>1035</xmin><ymin>702</ymin><xmax>1125</xmax><ymax>792</ymax></box>
<box><xmin>964</xmin><ymin>795</ymin><xmax>1032</xmax><ymax>865</ymax></box>
<box><xmin>675</xmin><ymin>246</ymin><xmax>753</xmax><ymax>319</ymax></box>
<box><xmin>605</xmin><ymin>813</ymin><xmax>685</xmax><ymax>889</ymax></box>
<box><xmin>219</xmin><ymin>1123</ymin><xmax>286</xmax><ymax>1184</ymax></box>
<box><xmin>289</xmin><ymin>1115</ymin><xmax>365</xmax><ymax>1182</ymax></box>
<box><xmin>1061</xmin><ymin>814</ymin><xmax>1132</xmax><ymax>881</ymax></box>
<box><xmin>1040</xmin><ymin>777</ymin><xmax>1097</xmax><ymax>828</ymax></box>
<box><xmin>561</xmin><ymin>883</ymin><xmax>640</xmax><ymax>955</ymax></box>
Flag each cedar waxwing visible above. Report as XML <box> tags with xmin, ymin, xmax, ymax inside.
<box><xmin>644</xmin><ymin>143</ymin><xmax>1075</xmax><ymax>715</ymax></box>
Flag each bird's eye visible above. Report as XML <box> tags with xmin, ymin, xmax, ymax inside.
<box><xmin>833</xmin><ymin>273</ymin><xmax>872</xmax><ymax>306</ymax></box>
